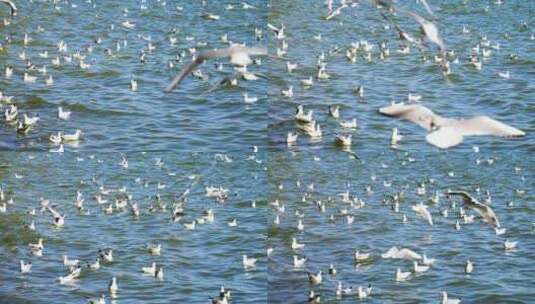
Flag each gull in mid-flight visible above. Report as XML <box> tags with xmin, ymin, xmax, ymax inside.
<box><xmin>379</xmin><ymin>104</ymin><xmax>525</xmax><ymax>149</ymax></box>
<box><xmin>165</xmin><ymin>44</ymin><xmax>267</xmax><ymax>92</ymax></box>
<box><xmin>406</xmin><ymin>11</ymin><xmax>444</xmax><ymax>51</ymax></box>
<box><xmin>446</xmin><ymin>191</ymin><xmax>501</xmax><ymax>229</ymax></box>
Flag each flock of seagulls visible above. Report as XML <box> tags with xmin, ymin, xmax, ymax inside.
<box><xmin>0</xmin><ymin>0</ymin><xmax>532</xmax><ymax>303</ymax></box>
<box><xmin>265</xmin><ymin>0</ymin><xmax>530</xmax><ymax>303</ymax></box>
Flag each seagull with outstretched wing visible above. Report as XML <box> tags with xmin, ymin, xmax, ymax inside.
<box><xmin>379</xmin><ymin>104</ymin><xmax>525</xmax><ymax>148</ymax></box>
<box><xmin>165</xmin><ymin>44</ymin><xmax>267</xmax><ymax>92</ymax></box>
<box><xmin>446</xmin><ymin>191</ymin><xmax>501</xmax><ymax>228</ymax></box>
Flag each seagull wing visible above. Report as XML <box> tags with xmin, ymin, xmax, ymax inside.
<box><xmin>447</xmin><ymin>191</ymin><xmax>500</xmax><ymax>228</ymax></box>
<box><xmin>267</xmin><ymin>23</ymin><xmax>280</xmax><ymax>33</ymax></box>
<box><xmin>451</xmin><ymin>116</ymin><xmax>525</xmax><ymax>137</ymax></box>
<box><xmin>406</xmin><ymin>11</ymin><xmax>444</xmax><ymax>50</ymax></box>
<box><xmin>165</xmin><ymin>46</ymin><xmax>266</xmax><ymax>92</ymax></box>
<box><xmin>419</xmin><ymin>0</ymin><xmax>435</xmax><ymax>17</ymax></box>
<box><xmin>0</xmin><ymin>0</ymin><xmax>17</xmax><ymax>16</ymax></box>
<box><xmin>378</xmin><ymin>104</ymin><xmax>437</xmax><ymax>130</ymax></box>
<box><xmin>242</xmin><ymin>46</ymin><xmax>268</xmax><ymax>56</ymax></box>
<box><xmin>165</xmin><ymin>56</ymin><xmax>205</xmax><ymax>92</ymax></box>
<box><xmin>425</xmin><ymin>126</ymin><xmax>464</xmax><ymax>149</ymax></box>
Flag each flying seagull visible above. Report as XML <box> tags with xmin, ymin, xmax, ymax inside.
<box><xmin>165</xmin><ymin>44</ymin><xmax>267</xmax><ymax>92</ymax></box>
<box><xmin>446</xmin><ymin>191</ymin><xmax>501</xmax><ymax>228</ymax></box>
<box><xmin>1</xmin><ymin>0</ymin><xmax>17</xmax><ymax>16</ymax></box>
<box><xmin>379</xmin><ymin>104</ymin><xmax>525</xmax><ymax>148</ymax></box>
<box><xmin>406</xmin><ymin>11</ymin><xmax>444</xmax><ymax>51</ymax></box>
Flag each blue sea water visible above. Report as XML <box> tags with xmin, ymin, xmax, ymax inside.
<box><xmin>0</xmin><ymin>0</ymin><xmax>534</xmax><ymax>303</ymax></box>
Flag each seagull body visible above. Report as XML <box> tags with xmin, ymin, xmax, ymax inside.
<box><xmin>243</xmin><ymin>93</ymin><xmax>258</xmax><ymax>104</ymax></box>
<box><xmin>20</xmin><ymin>260</ymin><xmax>32</xmax><ymax>273</ymax></box>
<box><xmin>339</xmin><ymin>118</ymin><xmax>357</xmax><ymax>129</ymax></box>
<box><xmin>411</xmin><ymin>203</ymin><xmax>433</xmax><ymax>225</ymax></box>
<box><xmin>63</xmin><ymin>255</ymin><xmax>79</xmax><ymax>267</ymax></box>
<box><xmin>379</xmin><ymin>104</ymin><xmax>525</xmax><ymax>148</ymax></box>
<box><xmin>291</xmin><ymin>237</ymin><xmax>305</xmax><ymax>250</ymax></box>
<box><xmin>293</xmin><ymin>255</ymin><xmax>306</xmax><ymax>268</ymax></box>
<box><xmin>335</xmin><ymin>134</ymin><xmax>351</xmax><ymax>147</ymax></box>
<box><xmin>307</xmin><ymin>270</ymin><xmax>322</xmax><ymax>285</ymax></box>
<box><xmin>407</xmin><ymin>11</ymin><xmax>444</xmax><ymax>51</ymax></box>
<box><xmin>413</xmin><ymin>261</ymin><xmax>430</xmax><ymax>273</ymax></box>
<box><xmin>142</xmin><ymin>262</ymin><xmax>157</xmax><ymax>275</ymax></box>
<box><xmin>354</xmin><ymin>250</ymin><xmax>371</xmax><ymax>262</ymax></box>
<box><xmin>147</xmin><ymin>244</ymin><xmax>161</xmax><ymax>255</ymax></box>
<box><xmin>58</xmin><ymin>107</ymin><xmax>71</xmax><ymax>120</ymax></box>
<box><xmin>23</xmin><ymin>114</ymin><xmax>40</xmax><ymax>126</ymax></box>
<box><xmin>382</xmin><ymin>246</ymin><xmax>422</xmax><ymax>260</ymax></box>
<box><xmin>358</xmin><ymin>285</ymin><xmax>372</xmax><ymax>299</ymax></box>
<box><xmin>422</xmin><ymin>254</ymin><xmax>435</xmax><ymax>266</ymax></box>
<box><xmin>87</xmin><ymin>294</ymin><xmax>106</xmax><ymax>304</ymax></box>
<box><xmin>391</xmin><ymin>128</ymin><xmax>403</xmax><ymax>146</ymax></box>
<box><xmin>295</xmin><ymin>105</ymin><xmax>313</xmax><ymax>123</ymax></box>
<box><xmin>242</xmin><ymin>255</ymin><xmax>257</xmax><ymax>268</ymax></box>
<box><xmin>396</xmin><ymin>268</ymin><xmax>411</xmax><ymax>282</ymax></box>
<box><xmin>165</xmin><ymin>45</ymin><xmax>267</xmax><ymax>91</ymax></box>
<box><xmin>504</xmin><ymin>239</ymin><xmax>517</xmax><ymax>250</ymax></box>
<box><xmin>62</xmin><ymin>130</ymin><xmax>81</xmax><ymax>141</ymax></box>
<box><xmin>109</xmin><ymin>277</ymin><xmax>118</xmax><ymax>293</ymax></box>
<box><xmin>465</xmin><ymin>260</ymin><xmax>473</xmax><ymax>273</ymax></box>
<box><xmin>329</xmin><ymin>105</ymin><xmax>340</xmax><ymax>118</ymax></box>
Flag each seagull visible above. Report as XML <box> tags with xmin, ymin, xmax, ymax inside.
<box><xmin>411</xmin><ymin>202</ymin><xmax>433</xmax><ymax>225</ymax></box>
<box><xmin>293</xmin><ymin>255</ymin><xmax>306</xmax><ymax>268</ymax></box>
<box><xmin>295</xmin><ymin>105</ymin><xmax>313</xmax><ymax>123</ymax></box>
<box><xmin>165</xmin><ymin>45</ymin><xmax>267</xmax><ymax>91</ymax></box>
<box><xmin>63</xmin><ymin>255</ymin><xmax>79</xmax><ymax>267</ymax></box>
<box><xmin>109</xmin><ymin>277</ymin><xmax>118</xmax><ymax>294</ymax></box>
<box><xmin>339</xmin><ymin>118</ymin><xmax>357</xmax><ymax>129</ymax></box>
<box><xmin>465</xmin><ymin>260</ymin><xmax>474</xmax><ymax>273</ymax></box>
<box><xmin>382</xmin><ymin>246</ymin><xmax>422</xmax><ymax>260</ymax></box>
<box><xmin>242</xmin><ymin>255</ymin><xmax>257</xmax><ymax>268</ymax></box>
<box><xmin>446</xmin><ymin>191</ymin><xmax>501</xmax><ymax>228</ymax></box>
<box><xmin>20</xmin><ymin>260</ymin><xmax>32</xmax><ymax>273</ymax></box>
<box><xmin>357</xmin><ymin>284</ymin><xmax>372</xmax><ymax>299</ymax></box>
<box><xmin>329</xmin><ymin>105</ymin><xmax>340</xmax><ymax>118</ymax></box>
<box><xmin>307</xmin><ymin>270</ymin><xmax>322</xmax><ymax>285</ymax></box>
<box><xmin>243</xmin><ymin>93</ymin><xmax>258</xmax><ymax>104</ymax></box>
<box><xmin>422</xmin><ymin>254</ymin><xmax>435</xmax><ymax>266</ymax></box>
<box><xmin>0</xmin><ymin>0</ymin><xmax>17</xmax><ymax>16</ymax></box>
<box><xmin>147</xmin><ymin>244</ymin><xmax>161</xmax><ymax>255</ymax></box>
<box><xmin>504</xmin><ymin>239</ymin><xmax>517</xmax><ymax>250</ymax></box>
<box><xmin>335</xmin><ymin>134</ymin><xmax>352</xmax><ymax>147</ymax></box>
<box><xmin>62</xmin><ymin>130</ymin><xmax>82</xmax><ymax>141</ymax></box>
<box><xmin>58</xmin><ymin>107</ymin><xmax>71</xmax><ymax>120</ymax></box>
<box><xmin>87</xmin><ymin>294</ymin><xmax>106</xmax><ymax>304</ymax></box>
<box><xmin>391</xmin><ymin>128</ymin><xmax>403</xmax><ymax>146</ymax></box>
<box><xmin>291</xmin><ymin>237</ymin><xmax>305</xmax><ymax>250</ymax></box>
<box><xmin>99</xmin><ymin>249</ymin><xmax>113</xmax><ymax>262</ymax></box>
<box><xmin>413</xmin><ymin>261</ymin><xmax>430</xmax><ymax>273</ymax></box>
<box><xmin>354</xmin><ymin>250</ymin><xmax>372</xmax><ymax>262</ymax></box>
<box><xmin>406</xmin><ymin>11</ymin><xmax>445</xmax><ymax>51</ymax></box>
<box><xmin>396</xmin><ymin>268</ymin><xmax>411</xmax><ymax>282</ymax></box>
<box><xmin>379</xmin><ymin>104</ymin><xmax>525</xmax><ymax>148</ymax></box>
<box><xmin>441</xmin><ymin>291</ymin><xmax>461</xmax><ymax>304</ymax></box>
<box><xmin>142</xmin><ymin>262</ymin><xmax>157</xmax><ymax>275</ymax></box>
